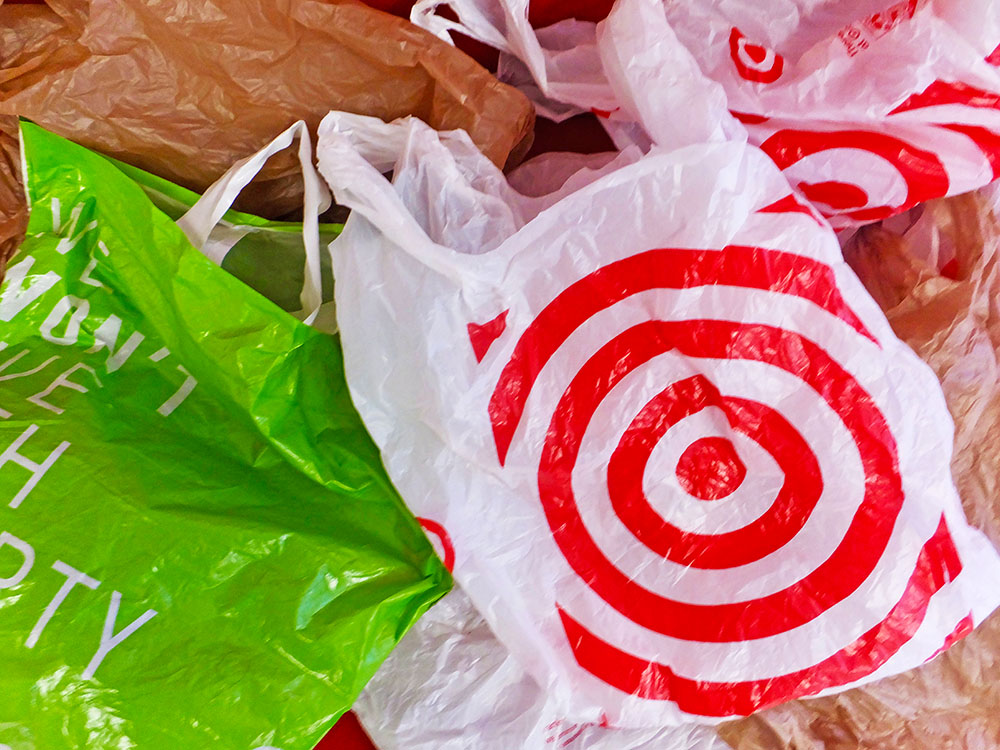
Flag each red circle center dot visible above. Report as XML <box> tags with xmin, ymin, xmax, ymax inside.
<box><xmin>675</xmin><ymin>437</ymin><xmax>746</xmax><ymax>501</ymax></box>
<box><xmin>798</xmin><ymin>180</ymin><xmax>869</xmax><ymax>210</ymax></box>
<box><xmin>745</xmin><ymin>42</ymin><xmax>768</xmax><ymax>64</ymax></box>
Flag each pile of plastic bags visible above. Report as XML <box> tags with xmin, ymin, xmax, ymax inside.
<box><xmin>3</xmin><ymin>1</ymin><xmax>1000</xmax><ymax>749</ymax></box>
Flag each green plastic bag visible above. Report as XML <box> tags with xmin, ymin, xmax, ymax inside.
<box><xmin>110</xmin><ymin>156</ymin><xmax>342</xmax><ymax>328</ymax></box>
<box><xmin>0</xmin><ymin>120</ymin><xmax>450</xmax><ymax>750</ymax></box>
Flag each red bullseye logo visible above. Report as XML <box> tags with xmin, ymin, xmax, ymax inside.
<box><xmin>675</xmin><ymin>436</ymin><xmax>746</xmax><ymax>501</ymax></box>
<box><xmin>747</xmin><ymin>78</ymin><xmax>1000</xmax><ymax>224</ymax></box>
<box><xmin>729</xmin><ymin>27</ymin><xmax>784</xmax><ymax>83</ymax></box>
<box><xmin>485</xmin><ymin>244</ymin><xmax>961</xmax><ymax>717</ymax></box>
<box><xmin>758</xmin><ymin>128</ymin><xmax>950</xmax><ymax>223</ymax></box>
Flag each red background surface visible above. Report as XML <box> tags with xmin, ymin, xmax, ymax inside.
<box><xmin>317</xmin><ymin>711</ymin><xmax>376</xmax><ymax>750</ymax></box>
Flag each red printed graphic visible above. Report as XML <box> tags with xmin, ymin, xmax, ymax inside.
<box><xmin>926</xmin><ymin>612</ymin><xmax>974</xmax><ymax>662</ymax></box>
<box><xmin>943</xmin><ymin>124</ymin><xmax>1000</xmax><ymax>180</ymax></box>
<box><xmin>545</xmin><ymin>716</ymin><xmax>611</xmax><ymax>747</ymax></box>
<box><xmin>864</xmin><ymin>0</ymin><xmax>918</xmax><ymax>34</ymax></box>
<box><xmin>486</xmin><ymin>245</ymin><xmax>960</xmax><ymax>715</ymax></box>
<box><xmin>745</xmin><ymin>77</ymin><xmax>1000</xmax><ymax>224</ymax></box>
<box><xmin>468</xmin><ymin>310</ymin><xmax>509</xmax><ymax>363</ymax></box>
<box><xmin>838</xmin><ymin>0</ymin><xmax>917</xmax><ymax>56</ymax></box>
<box><xmin>759</xmin><ymin>129</ymin><xmax>949</xmax><ymax>221</ymax></box>
<box><xmin>730</xmin><ymin>110</ymin><xmax>770</xmax><ymax>125</ymax></box>
<box><xmin>591</xmin><ymin>107</ymin><xmax>621</xmax><ymax>119</ymax></box>
<box><xmin>887</xmin><ymin>79</ymin><xmax>1000</xmax><ymax>182</ymax></box>
<box><xmin>490</xmin><ymin>245</ymin><xmax>874</xmax><ymax>465</ymax></box>
<box><xmin>674</xmin><ymin>436</ymin><xmax>746</xmax><ymax>501</ymax></box>
<box><xmin>889</xmin><ymin>80</ymin><xmax>1000</xmax><ymax>114</ymax></box>
<box><xmin>559</xmin><ymin>515</ymin><xmax>960</xmax><ymax>716</ymax></box>
<box><xmin>729</xmin><ymin>28</ymin><xmax>784</xmax><ymax>84</ymax></box>
<box><xmin>417</xmin><ymin>517</ymin><xmax>456</xmax><ymax>572</ymax></box>
<box><xmin>757</xmin><ymin>194</ymin><xmax>824</xmax><ymax>225</ymax></box>
<box><xmin>988</xmin><ymin>43</ymin><xmax>1000</xmax><ymax>66</ymax></box>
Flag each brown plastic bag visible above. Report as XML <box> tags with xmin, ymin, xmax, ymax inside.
<box><xmin>0</xmin><ymin>115</ymin><xmax>26</xmax><ymax>277</ymax></box>
<box><xmin>720</xmin><ymin>193</ymin><xmax>1000</xmax><ymax>750</ymax></box>
<box><xmin>0</xmin><ymin>0</ymin><xmax>534</xmax><ymax>220</ymax></box>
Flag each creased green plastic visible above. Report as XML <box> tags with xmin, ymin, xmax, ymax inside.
<box><xmin>0</xmin><ymin>122</ymin><xmax>450</xmax><ymax>750</ymax></box>
<box><xmin>107</xmin><ymin>156</ymin><xmax>342</xmax><ymax>315</ymax></box>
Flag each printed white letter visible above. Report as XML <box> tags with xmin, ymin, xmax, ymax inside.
<box><xmin>86</xmin><ymin>315</ymin><xmax>145</xmax><ymax>373</ymax></box>
<box><xmin>40</xmin><ymin>296</ymin><xmax>90</xmax><ymax>346</ymax></box>
<box><xmin>25</xmin><ymin>561</ymin><xmax>100</xmax><ymax>649</ymax></box>
<box><xmin>0</xmin><ymin>256</ymin><xmax>60</xmax><ymax>323</ymax></box>
<box><xmin>158</xmin><ymin>365</ymin><xmax>198</xmax><ymax>417</ymax></box>
<box><xmin>0</xmin><ymin>349</ymin><xmax>61</xmax><ymax>419</ymax></box>
<box><xmin>82</xmin><ymin>591</ymin><xmax>157</xmax><ymax>680</ymax></box>
<box><xmin>27</xmin><ymin>363</ymin><xmax>100</xmax><ymax>415</ymax></box>
<box><xmin>0</xmin><ymin>532</ymin><xmax>34</xmax><ymax>588</ymax></box>
<box><xmin>1</xmin><ymin>424</ymin><xmax>70</xmax><ymax>509</ymax></box>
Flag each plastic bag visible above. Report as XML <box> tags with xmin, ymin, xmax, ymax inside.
<box><xmin>0</xmin><ymin>0</ymin><xmax>534</xmax><ymax>220</ymax></box>
<box><xmin>355</xmin><ymin>585</ymin><xmax>731</xmax><ymax>750</ymax></box>
<box><xmin>315</xmin><ymin>3</ymin><xmax>1000</xmax><ymax>719</ymax></box>
<box><xmin>0</xmin><ymin>116</ymin><xmax>26</xmax><ymax>277</ymax></box>
<box><xmin>0</xmin><ymin>121</ymin><xmax>449</xmax><ymax>749</ymax></box>
<box><xmin>412</xmin><ymin>0</ymin><xmax>1000</xmax><ymax>228</ymax></box>
<box><xmin>109</xmin><ymin>147</ymin><xmax>342</xmax><ymax>331</ymax></box>
<box><xmin>719</xmin><ymin>190</ymin><xmax>1000</xmax><ymax>750</ymax></box>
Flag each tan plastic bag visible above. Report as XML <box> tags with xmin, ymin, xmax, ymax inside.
<box><xmin>0</xmin><ymin>115</ymin><xmax>25</xmax><ymax>277</ymax></box>
<box><xmin>721</xmin><ymin>192</ymin><xmax>1000</xmax><ymax>750</ymax></box>
<box><xmin>0</xmin><ymin>0</ymin><xmax>533</xmax><ymax>220</ymax></box>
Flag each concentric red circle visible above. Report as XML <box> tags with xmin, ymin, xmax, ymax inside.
<box><xmin>486</xmin><ymin>245</ymin><xmax>959</xmax><ymax>716</ymax></box>
<box><xmin>606</xmin><ymin>373</ymin><xmax>821</xmax><ymax>569</ymax></box>
<box><xmin>536</xmin><ymin>318</ymin><xmax>900</xmax><ymax>642</ymax></box>
<box><xmin>675</xmin><ymin>437</ymin><xmax>745</xmax><ymax>501</ymax></box>
<box><xmin>758</xmin><ymin>129</ymin><xmax>949</xmax><ymax>222</ymax></box>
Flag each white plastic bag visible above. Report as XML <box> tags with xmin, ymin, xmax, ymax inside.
<box><xmin>413</xmin><ymin>0</ymin><xmax>1000</xmax><ymax>228</ymax></box>
<box><xmin>355</xmin><ymin>586</ymin><xmax>730</xmax><ymax>750</ymax></box>
<box><xmin>317</xmin><ymin>0</ymin><xmax>1000</xmax><ymax>725</ymax></box>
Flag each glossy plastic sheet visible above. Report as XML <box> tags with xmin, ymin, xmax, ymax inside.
<box><xmin>412</xmin><ymin>0</ymin><xmax>1000</xmax><ymax>228</ymax></box>
<box><xmin>719</xmin><ymin>191</ymin><xmax>1000</xmax><ymax>750</ymax></box>
<box><xmin>0</xmin><ymin>0</ymin><xmax>534</xmax><ymax>220</ymax></box>
<box><xmin>0</xmin><ymin>122</ymin><xmax>450</xmax><ymax>749</ymax></box>
<box><xmin>355</xmin><ymin>585</ymin><xmax>731</xmax><ymax>750</ymax></box>
<box><xmin>352</xmin><ymin>183</ymin><xmax>1000</xmax><ymax>750</ymax></box>
<box><xmin>0</xmin><ymin>116</ymin><xmax>26</xmax><ymax>276</ymax></box>
<box><xmin>315</xmin><ymin>5</ymin><xmax>1000</xmax><ymax>721</ymax></box>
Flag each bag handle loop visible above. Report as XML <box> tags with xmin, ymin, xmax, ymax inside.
<box><xmin>177</xmin><ymin>121</ymin><xmax>331</xmax><ymax>326</ymax></box>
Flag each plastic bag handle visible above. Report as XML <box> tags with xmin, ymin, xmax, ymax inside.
<box><xmin>317</xmin><ymin>112</ymin><xmax>491</xmax><ymax>289</ymax></box>
<box><xmin>177</xmin><ymin>121</ymin><xmax>332</xmax><ymax>326</ymax></box>
<box><xmin>410</xmin><ymin>0</ymin><xmax>550</xmax><ymax>91</ymax></box>
<box><xmin>409</xmin><ymin>0</ymin><xmax>516</xmax><ymax>51</ymax></box>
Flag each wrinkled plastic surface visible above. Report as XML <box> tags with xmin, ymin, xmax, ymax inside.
<box><xmin>353</xmin><ymin>184</ymin><xmax>1000</xmax><ymax>750</ymax></box>
<box><xmin>0</xmin><ymin>116</ymin><xmax>26</xmax><ymax>276</ymax></box>
<box><xmin>355</xmin><ymin>585</ymin><xmax>732</xmax><ymax>750</ymax></box>
<box><xmin>0</xmin><ymin>122</ymin><xmax>450</xmax><ymax>749</ymax></box>
<box><xmin>413</xmin><ymin>0</ymin><xmax>1000</xmax><ymax>228</ymax></box>
<box><xmin>109</xmin><ymin>154</ymin><xmax>342</xmax><ymax>329</ymax></box>
<box><xmin>0</xmin><ymin>0</ymin><xmax>534</xmax><ymax>220</ymax></box>
<box><xmin>315</xmin><ymin>26</ymin><xmax>1000</xmax><ymax>722</ymax></box>
<box><xmin>718</xmin><ymin>191</ymin><xmax>1000</xmax><ymax>750</ymax></box>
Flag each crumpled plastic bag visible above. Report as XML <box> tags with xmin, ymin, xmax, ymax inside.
<box><xmin>0</xmin><ymin>0</ymin><xmax>534</xmax><ymax>220</ymax></box>
<box><xmin>0</xmin><ymin>115</ymin><xmax>26</xmax><ymax>277</ymax></box>
<box><xmin>314</xmin><ymin>0</ymin><xmax>1000</xmax><ymax>726</ymax></box>
<box><xmin>354</xmin><ymin>585</ymin><xmax>730</xmax><ymax>750</ymax></box>
<box><xmin>354</xmin><ymin>175</ymin><xmax>1000</xmax><ymax>750</ymax></box>
<box><xmin>412</xmin><ymin>0</ymin><xmax>1000</xmax><ymax>228</ymax></box>
<box><xmin>719</xmin><ymin>190</ymin><xmax>1000</xmax><ymax>750</ymax></box>
<box><xmin>0</xmin><ymin>120</ymin><xmax>450</xmax><ymax>750</ymax></box>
